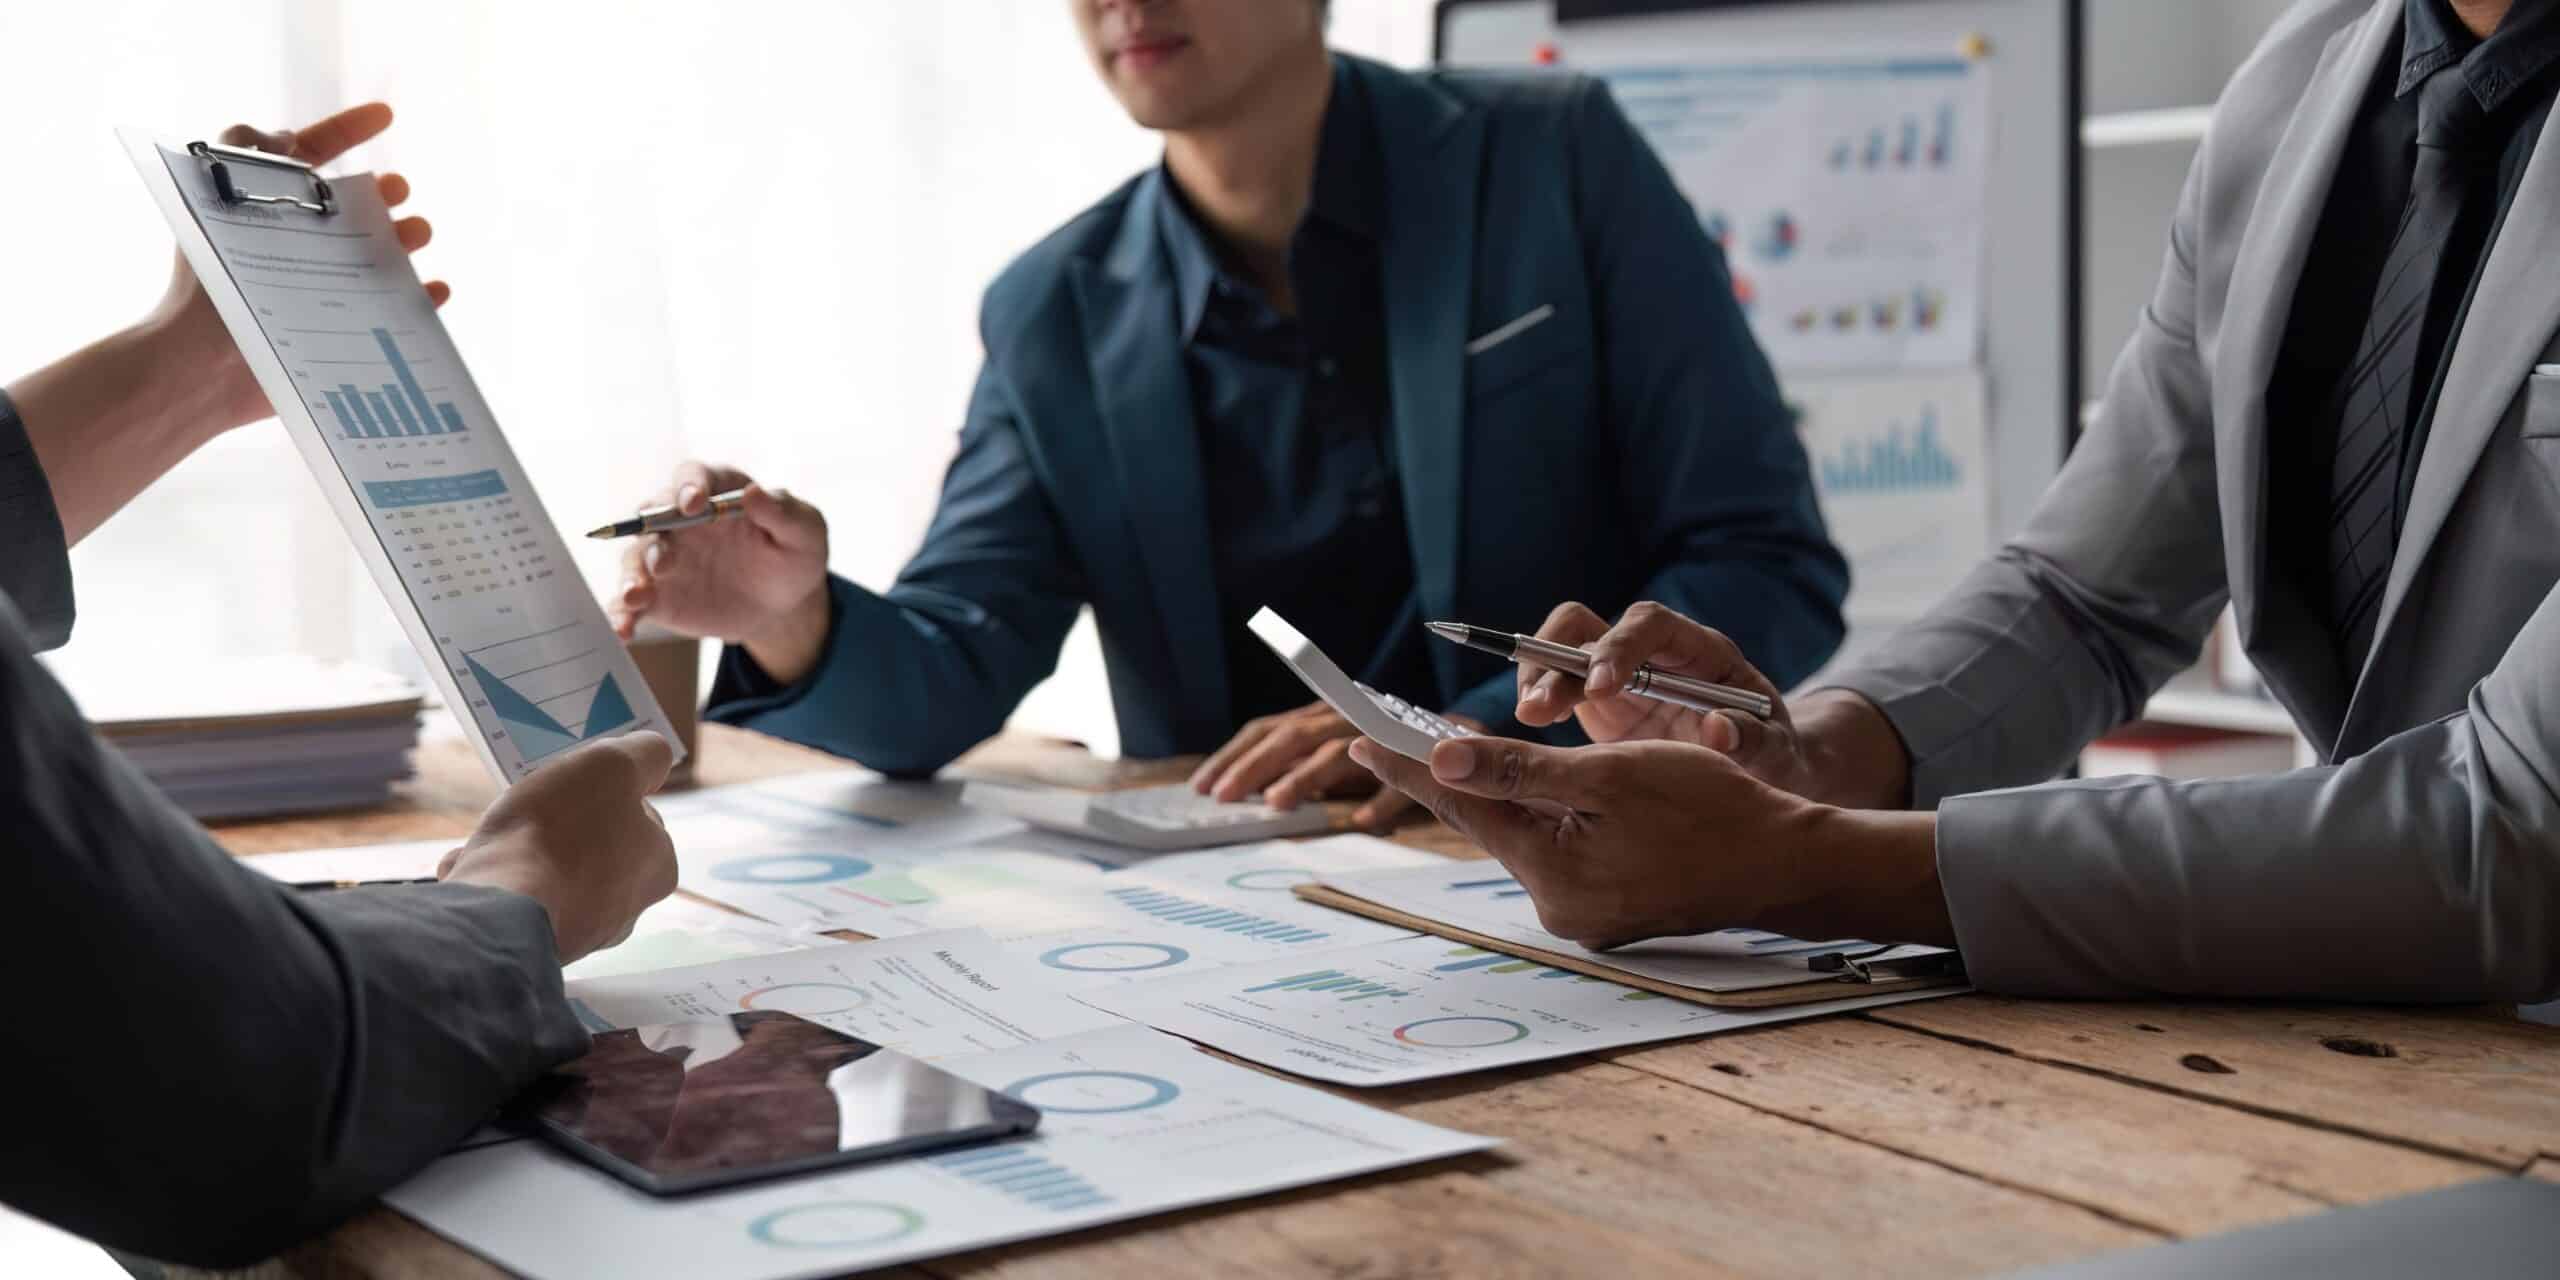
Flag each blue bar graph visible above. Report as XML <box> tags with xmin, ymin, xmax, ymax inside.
<box><xmin>924</xmin><ymin>1145</ymin><xmax>1112</xmax><ymax>1213</ymax></box>
<box><xmin>1103</xmin><ymin>886</ymin><xmax>1329</xmax><ymax>943</ymax></box>
<box><xmin>381</xmin><ymin>384</ymin><xmax>424</xmax><ymax>435</ymax></box>
<box><xmin>312</xmin><ymin>328</ymin><xmax>468</xmax><ymax>437</ymax></box>
<box><xmin>376</xmin><ymin>328</ymin><xmax>445</xmax><ymax>427</ymax></box>
<box><xmin>324</xmin><ymin>389</ymin><xmax>376</xmax><ymax>440</ymax></box>
<box><xmin>1819</xmin><ymin>409</ymin><xmax>1962</xmax><ymax>494</ymax></box>
<box><xmin>337</xmin><ymin>385</ymin><xmax>386</xmax><ymax>436</ymax></box>
<box><xmin>1244</xmin><ymin>969</ymin><xmax>1411</xmax><ymax>1001</ymax></box>
<box><xmin>362</xmin><ymin>391</ymin><xmax>401</xmax><ymax>438</ymax></box>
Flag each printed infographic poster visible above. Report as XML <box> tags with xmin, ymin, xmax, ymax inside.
<box><xmin>1580</xmin><ymin>47</ymin><xmax>1991</xmax><ymax>373</ymax></box>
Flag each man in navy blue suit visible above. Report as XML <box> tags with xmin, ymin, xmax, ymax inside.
<box><xmin>615</xmin><ymin>0</ymin><xmax>1844</xmax><ymax>827</ymax></box>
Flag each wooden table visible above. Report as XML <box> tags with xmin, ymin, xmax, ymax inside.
<box><xmin>201</xmin><ymin>724</ymin><xmax>2560</xmax><ymax>1279</ymax></box>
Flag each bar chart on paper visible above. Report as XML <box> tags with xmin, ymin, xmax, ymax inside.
<box><xmin>1817</xmin><ymin>406</ymin><xmax>1963</xmax><ymax>493</ymax></box>
<box><xmin>1789</xmin><ymin>370</ymin><xmax>1993</xmax><ymax>622</ymax></box>
<box><xmin>130</xmin><ymin>133</ymin><xmax>673</xmax><ymax>781</ymax></box>
<box><xmin>315</xmin><ymin>328</ymin><xmax>470</xmax><ymax>439</ymax></box>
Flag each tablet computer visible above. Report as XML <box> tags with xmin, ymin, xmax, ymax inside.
<box><xmin>520</xmin><ymin>1011</ymin><xmax>1040</xmax><ymax>1195</ymax></box>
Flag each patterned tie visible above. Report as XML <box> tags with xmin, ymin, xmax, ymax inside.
<box><xmin>2324</xmin><ymin>66</ymin><xmax>2491</xmax><ymax>667</ymax></box>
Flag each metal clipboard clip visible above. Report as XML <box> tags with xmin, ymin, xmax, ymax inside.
<box><xmin>187</xmin><ymin>140</ymin><xmax>333</xmax><ymax>215</ymax></box>
<box><xmin>1807</xmin><ymin>944</ymin><xmax>1963</xmax><ymax>984</ymax></box>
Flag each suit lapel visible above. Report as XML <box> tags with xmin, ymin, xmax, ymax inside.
<box><xmin>2351</xmin><ymin>77</ymin><xmax>2560</xmax><ymax>708</ymax></box>
<box><xmin>1362</xmin><ymin>58</ymin><xmax>1484</xmax><ymax>697</ymax></box>
<box><xmin>2211</xmin><ymin>1</ymin><xmax>2398</xmax><ymax>689</ymax></box>
<box><xmin>1072</xmin><ymin>172</ymin><xmax>1228</xmax><ymax>732</ymax></box>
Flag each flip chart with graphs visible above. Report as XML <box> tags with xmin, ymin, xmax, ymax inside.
<box><xmin>124</xmin><ymin>132</ymin><xmax>673</xmax><ymax>781</ymax></box>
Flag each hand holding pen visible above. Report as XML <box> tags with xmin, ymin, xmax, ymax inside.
<box><xmin>1442</xmin><ymin>601</ymin><xmax>1803</xmax><ymax>769</ymax></box>
<box><xmin>586</xmin><ymin>488</ymin><xmax>751</xmax><ymax>540</ymax></box>
<box><xmin>596</xmin><ymin>463</ymin><xmax>834</xmax><ymax>661</ymax></box>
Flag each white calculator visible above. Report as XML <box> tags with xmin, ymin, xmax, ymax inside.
<box><xmin>1246</xmin><ymin>609</ymin><xmax>1475</xmax><ymax>762</ymax></box>
<box><xmin>958</xmin><ymin>781</ymin><xmax>1333</xmax><ymax>852</ymax></box>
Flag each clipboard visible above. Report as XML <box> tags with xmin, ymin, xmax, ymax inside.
<box><xmin>120</xmin><ymin>130</ymin><xmax>679</xmax><ymax>784</ymax></box>
<box><xmin>1295</xmin><ymin>881</ymin><xmax>1963</xmax><ymax>1010</ymax></box>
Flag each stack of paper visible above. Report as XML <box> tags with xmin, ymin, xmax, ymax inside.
<box><xmin>45</xmin><ymin>653</ymin><xmax>424</xmax><ymax>820</ymax></box>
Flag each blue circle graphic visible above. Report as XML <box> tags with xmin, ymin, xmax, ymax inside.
<box><xmin>748</xmin><ymin>1200</ymin><xmax>922</xmax><ymax>1248</ymax></box>
<box><xmin>1005</xmin><ymin>1070</ymin><xmax>1182</xmax><ymax>1114</ymax></box>
<box><xmin>1037</xmin><ymin>941</ymin><xmax>1191</xmax><ymax>973</ymax></box>
<box><xmin>1225</xmin><ymin>868</ymin><xmax>1314</xmax><ymax>892</ymax></box>
<box><xmin>712</xmin><ymin>853</ymin><xmax>873</xmax><ymax>885</ymax></box>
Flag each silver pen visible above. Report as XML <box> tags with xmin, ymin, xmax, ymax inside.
<box><xmin>585</xmin><ymin>488</ymin><xmax>747</xmax><ymax>540</ymax></box>
<box><xmin>1426</xmin><ymin>620</ymin><xmax>1775</xmax><ymax>719</ymax></box>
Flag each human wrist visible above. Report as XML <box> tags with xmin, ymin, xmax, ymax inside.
<box><xmin>740</xmin><ymin>579</ymin><xmax>833</xmax><ymax>686</ymax></box>
<box><xmin>444</xmin><ymin>843</ymin><xmax>574</xmax><ymax>957</ymax></box>
<box><xmin>118</xmin><ymin>311</ymin><xmax>242</xmax><ymax>447</ymax></box>
<box><xmin>1792</xmin><ymin>689</ymin><xmax>1914</xmax><ymax>811</ymax></box>
<box><xmin>1766</xmin><ymin>804</ymin><xmax>1954</xmax><ymax>947</ymax></box>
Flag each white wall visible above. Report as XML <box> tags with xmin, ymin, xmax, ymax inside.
<box><xmin>0</xmin><ymin>0</ymin><xmax>1437</xmax><ymax>764</ymax></box>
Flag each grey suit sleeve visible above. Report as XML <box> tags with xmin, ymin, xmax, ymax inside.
<box><xmin>0</xmin><ymin>390</ymin><xmax>75</xmax><ymax>647</ymax></box>
<box><xmin>0</xmin><ymin>587</ymin><xmax>589</xmax><ymax>1266</ymax></box>
<box><xmin>1939</xmin><ymin>581</ymin><xmax>2560</xmax><ymax>1002</ymax></box>
<box><xmin>1821</xmin><ymin>126</ymin><xmax>2230</xmax><ymax>805</ymax></box>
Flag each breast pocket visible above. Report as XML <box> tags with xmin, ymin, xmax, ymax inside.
<box><xmin>1465</xmin><ymin>303</ymin><xmax>1585</xmax><ymax>402</ymax></box>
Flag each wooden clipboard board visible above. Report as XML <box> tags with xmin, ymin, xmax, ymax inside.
<box><xmin>1295</xmin><ymin>883</ymin><xmax>1962</xmax><ymax>1010</ymax></box>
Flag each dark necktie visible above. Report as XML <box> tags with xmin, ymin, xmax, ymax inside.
<box><xmin>2324</xmin><ymin>68</ymin><xmax>2492</xmax><ymax>668</ymax></box>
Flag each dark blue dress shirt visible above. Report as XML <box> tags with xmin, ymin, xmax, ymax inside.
<box><xmin>1156</xmin><ymin>60</ymin><xmax>1437</xmax><ymax>726</ymax></box>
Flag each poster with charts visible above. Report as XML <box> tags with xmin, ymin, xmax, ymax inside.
<box><xmin>1572</xmin><ymin>45</ymin><xmax>1990</xmax><ymax>372</ymax></box>
<box><xmin>387</xmin><ymin>1025</ymin><xmax>1493</xmax><ymax>1280</ymax></box>
<box><xmin>1087</xmin><ymin>935</ymin><xmax>1959</xmax><ymax>1086</ymax></box>
<box><xmin>121</xmin><ymin>132</ymin><xmax>672</xmax><ymax>782</ymax></box>
<box><xmin>1789</xmin><ymin>370</ymin><xmax>1993</xmax><ymax>623</ymax></box>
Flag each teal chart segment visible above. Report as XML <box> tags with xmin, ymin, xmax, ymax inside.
<box><xmin>462</xmin><ymin>642</ymin><xmax>639</xmax><ymax>763</ymax></box>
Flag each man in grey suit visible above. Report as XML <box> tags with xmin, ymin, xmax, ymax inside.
<box><xmin>1</xmin><ymin>105</ymin><xmax>680</xmax><ymax>1266</ymax></box>
<box><xmin>1349</xmin><ymin>0</ymin><xmax>2560</xmax><ymax>1004</ymax></box>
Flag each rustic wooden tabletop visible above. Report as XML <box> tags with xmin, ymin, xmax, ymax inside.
<box><xmin>184</xmin><ymin>724</ymin><xmax>2560</xmax><ymax>1280</ymax></box>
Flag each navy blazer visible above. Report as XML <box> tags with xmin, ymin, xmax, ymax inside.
<box><xmin>712</xmin><ymin>56</ymin><xmax>1847</xmax><ymax>775</ymax></box>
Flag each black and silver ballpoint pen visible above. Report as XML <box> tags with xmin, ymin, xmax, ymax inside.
<box><xmin>1426</xmin><ymin>620</ymin><xmax>1775</xmax><ymax>719</ymax></box>
<box><xmin>585</xmin><ymin>488</ymin><xmax>748</xmax><ymax>540</ymax></box>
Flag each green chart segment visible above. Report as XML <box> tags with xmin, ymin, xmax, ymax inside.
<box><xmin>464</xmin><ymin>652</ymin><xmax>637</xmax><ymax>762</ymax></box>
<box><xmin>1437</xmin><ymin>947</ymin><xmax>1661</xmax><ymax>1001</ymax></box>
<box><xmin>1244</xmin><ymin>969</ymin><xmax>1412</xmax><ymax>1002</ymax></box>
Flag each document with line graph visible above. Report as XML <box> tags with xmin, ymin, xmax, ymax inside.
<box><xmin>122</xmin><ymin>130</ymin><xmax>674</xmax><ymax>781</ymax></box>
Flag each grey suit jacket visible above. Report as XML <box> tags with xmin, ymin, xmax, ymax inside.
<box><xmin>0</xmin><ymin>393</ymin><xmax>589</xmax><ymax>1266</ymax></box>
<box><xmin>1825</xmin><ymin>0</ymin><xmax>2560</xmax><ymax>1002</ymax></box>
